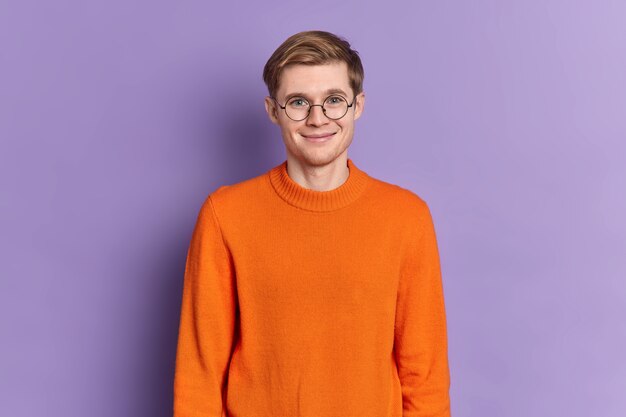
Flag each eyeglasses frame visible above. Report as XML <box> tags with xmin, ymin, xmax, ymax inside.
<box><xmin>270</xmin><ymin>93</ymin><xmax>358</xmax><ymax>121</ymax></box>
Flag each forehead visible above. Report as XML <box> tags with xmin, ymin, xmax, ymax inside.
<box><xmin>277</xmin><ymin>61</ymin><xmax>350</xmax><ymax>98</ymax></box>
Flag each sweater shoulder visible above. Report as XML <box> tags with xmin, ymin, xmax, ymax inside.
<box><xmin>367</xmin><ymin>175</ymin><xmax>432</xmax><ymax>217</ymax></box>
<box><xmin>365</xmin><ymin>175</ymin><xmax>437</xmax><ymax>246</ymax></box>
<box><xmin>204</xmin><ymin>169</ymin><xmax>270</xmax><ymax>214</ymax></box>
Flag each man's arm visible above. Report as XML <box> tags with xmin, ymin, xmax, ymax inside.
<box><xmin>394</xmin><ymin>200</ymin><xmax>451</xmax><ymax>417</ymax></box>
<box><xmin>173</xmin><ymin>195</ymin><xmax>238</xmax><ymax>417</ymax></box>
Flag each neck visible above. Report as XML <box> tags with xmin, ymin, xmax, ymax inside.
<box><xmin>268</xmin><ymin>156</ymin><xmax>370</xmax><ymax>212</ymax></box>
<box><xmin>285</xmin><ymin>154</ymin><xmax>350</xmax><ymax>192</ymax></box>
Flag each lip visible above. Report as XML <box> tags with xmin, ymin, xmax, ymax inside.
<box><xmin>302</xmin><ymin>132</ymin><xmax>336</xmax><ymax>142</ymax></box>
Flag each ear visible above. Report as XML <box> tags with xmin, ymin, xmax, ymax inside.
<box><xmin>353</xmin><ymin>91</ymin><xmax>365</xmax><ymax>121</ymax></box>
<box><xmin>264</xmin><ymin>96</ymin><xmax>280</xmax><ymax>125</ymax></box>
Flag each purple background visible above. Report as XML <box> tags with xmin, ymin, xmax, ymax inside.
<box><xmin>1</xmin><ymin>1</ymin><xmax>625</xmax><ymax>416</ymax></box>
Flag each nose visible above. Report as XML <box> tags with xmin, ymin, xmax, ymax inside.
<box><xmin>306</xmin><ymin>104</ymin><xmax>329</xmax><ymax>126</ymax></box>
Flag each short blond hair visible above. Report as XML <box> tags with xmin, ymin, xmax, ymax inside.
<box><xmin>262</xmin><ymin>30</ymin><xmax>364</xmax><ymax>99</ymax></box>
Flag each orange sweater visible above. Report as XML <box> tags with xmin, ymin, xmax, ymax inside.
<box><xmin>173</xmin><ymin>158</ymin><xmax>451</xmax><ymax>417</ymax></box>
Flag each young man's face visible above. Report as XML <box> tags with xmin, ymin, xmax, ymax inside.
<box><xmin>264</xmin><ymin>61</ymin><xmax>365</xmax><ymax>168</ymax></box>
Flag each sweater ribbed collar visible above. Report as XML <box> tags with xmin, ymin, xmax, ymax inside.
<box><xmin>268</xmin><ymin>158</ymin><xmax>371</xmax><ymax>212</ymax></box>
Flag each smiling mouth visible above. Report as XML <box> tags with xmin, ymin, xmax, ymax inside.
<box><xmin>302</xmin><ymin>132</ymin><xmax>336</xmax><ymax>141</ymax></box>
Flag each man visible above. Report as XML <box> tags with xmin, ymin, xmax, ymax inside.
<box><xmin>173</xmin><ymin>30</ymin><xmax>451</xmax><ymax>417</ymax></box>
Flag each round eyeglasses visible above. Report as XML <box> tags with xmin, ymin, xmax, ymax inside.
<box><xmin>271</xmin><ymin>94</ymin><xmax>356</xmax><ymax>121</ymax></box>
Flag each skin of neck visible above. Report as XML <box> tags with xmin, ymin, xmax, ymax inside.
<box><xmin>285</xmin><ymin>153</ymin><xmax>350</xmax><ymax>192</ymax></box>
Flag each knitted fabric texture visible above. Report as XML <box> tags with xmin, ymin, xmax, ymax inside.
<box><xmin>173</xmin><ymin>158</ymin><xmax>451</xmax><ymax>417</ymax></box>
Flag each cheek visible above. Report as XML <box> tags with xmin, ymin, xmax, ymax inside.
<box><xmin>287</xmin><ymin>122</ymin><xmax>303</xmax><ymax>133</ymax></box>
<box><xmin>276</xmin><ymin>120</ymin><xmax>292</xmax><ymax>131</ymax></box>
<box><xmin>280</xmin><ymin>124</ymin><xmax>298</xmax><ymax>138</ymax></box>
<box><xmin>337</xmin><ymin>122</ymin><xmax>351</xmax><ymax>133</ymax></box>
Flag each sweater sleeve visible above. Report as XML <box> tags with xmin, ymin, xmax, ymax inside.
<box><xmin>394</xmin><ymin>201</ymin><xmax>451</xmax><ymax>417</ymax></box>
<box><xmin>173</xmin><ymin>195</ymin><xmax>238</xmax><ymax>417</ymax></box>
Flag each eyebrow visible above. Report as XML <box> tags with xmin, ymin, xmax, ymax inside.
<box><xmin>284</xmin><ymin>88</ymin><xmax>349</xmax><ymax>100</ymax></box>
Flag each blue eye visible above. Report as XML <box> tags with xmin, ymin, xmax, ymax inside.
<box><xmin>289</xmin><ymin>98</ymin><xmax>308</xmax><ymax>107</ymax></box>
<box><xmin>325</xmin><ymin>96</ymin><xmax>346</xmax><ymax>107</ymax></box>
